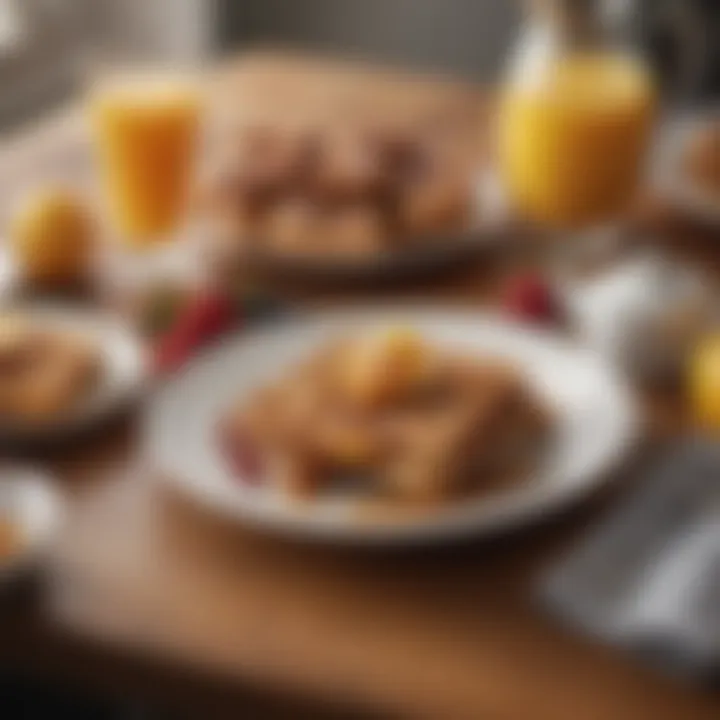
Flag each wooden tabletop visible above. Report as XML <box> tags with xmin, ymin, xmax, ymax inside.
<box><xmin>1</xmin><ymin>52</ymin><xmax>720</xmax><ymax>720</ymax></box>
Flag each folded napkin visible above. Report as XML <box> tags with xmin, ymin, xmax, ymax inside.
<box><xmin>540</xmin><ymin>439</ymin><xmax>720</xmax><ymax>682</ymax></box>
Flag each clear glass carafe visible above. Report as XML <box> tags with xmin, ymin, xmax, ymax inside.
<box><xmin>497</xmin><ymin>0</ymin><xmax>656</xmax><ymax>254</ymax></box>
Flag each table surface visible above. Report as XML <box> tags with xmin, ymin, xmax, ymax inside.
<box><xmin>1</xmin><ymin>52</ymin><xmax>720</xmax><ymax>720</ymax></box>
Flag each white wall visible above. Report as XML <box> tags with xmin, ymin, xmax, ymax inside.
<box><xmin>0</xmin><ymin>0</ymin><xmax>81</xmax><ymax>127</ymax></box>
<box><xmin>81</xmin><ymin>0</ymin><xmax>215</xmax><ymax>63</ymax></box>
<box><xmin>225</xmin><ymin>0</ymin><xmax>520</xmax><ymax>80</ymax></box>
<box><xmin>0</xmin><ymin>0</ymin><xmax>216</xmax><ymax>128</ymax></box>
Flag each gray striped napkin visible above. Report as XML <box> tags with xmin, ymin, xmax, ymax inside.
<box><xmin>540</xmin><ymin>439</ymin><xmax>720</xmax><ymax>682</ymax></box>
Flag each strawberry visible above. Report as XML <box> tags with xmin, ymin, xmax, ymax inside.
<box><xmin>218</xmin><ymin>419</ymin><xmax>264</xmax><ymax>484</ymax></box>
<box><xmin>154</xmin><ymin>291</ymin><xmax>238</xmax><ymax>374</ymax></box>
<box><xmin>500</xmin><ymin>271</ymin><xmax>560</xmax><ymax>325</ymax></box>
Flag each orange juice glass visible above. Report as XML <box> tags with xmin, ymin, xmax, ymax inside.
<box><xmin>91</xmin><ymin>75</ymin><xmax>200</xmax><ymax>246</ymax></box>
<box><xmin>497</xmin><ymin>0</ymin><xmax>656</xmax><ymax>233</ymax></box>
<box><xmin>499</xmin><ymin>54</ymin><xmax>655</xmax><ymax>229</ymax></box>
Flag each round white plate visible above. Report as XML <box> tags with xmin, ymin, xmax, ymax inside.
<box><xmin>654</xmin><ymin>109</ymin><xmax>720</xmax><ymax>226</ymax></box>
<box><xmin>0</xmin><ymin>306</ymin><xmax>147</xmax><ymax>443</ymax></box>
<box><xmin>0</xmin><ymin>465</ymin><xmax>64</xmax><ymax>582</ymax></box>
<box><xmin>146</xmin><ymin>308</ymin><xmax>640</xmax><ymax>545</ymax></box>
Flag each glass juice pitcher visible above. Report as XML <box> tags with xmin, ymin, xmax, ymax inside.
<box><xmin>497</xmin><ymin>0</ymin><xmax>657</xmax><ymax>235</ymax></box>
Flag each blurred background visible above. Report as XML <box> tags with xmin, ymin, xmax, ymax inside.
<box><xmin>0</xmin><ymin>0</ymin><xmax>716</xmax><ymax>131</ymax></box>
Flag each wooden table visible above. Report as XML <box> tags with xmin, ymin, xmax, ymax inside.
<box><xmin>1</xmin><ymin>52</ymin><xmax>720</xmax><ymax>720</ymax></box>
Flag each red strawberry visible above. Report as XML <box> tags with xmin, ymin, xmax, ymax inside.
<box><xmin>154</xmin><ymin>291</ymin><xmax>238</xmax><ymax>374</ymax></box>
<box><xmin>218</xmin><ymin>419</ymin><xmax>264</xmax><ymax>484</ymax></box>
<box><xmin>500</xmin><ymin>271</ymin><xmax>559</xmax><ymax>324</ymax></box>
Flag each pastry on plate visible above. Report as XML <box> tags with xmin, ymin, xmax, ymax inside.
<box><xmin>201</xmin><ymin>124</ymin><xmax>476</xmax><ymax>264</ymax></box>
<box><xmin>0</xmin><ymin>316</ymin><xmax>101</xmax><ymax>423</ymax></box>
<box><xmin>220</xmin><ymin>328</ymin><xmax>550</xmax><ymax>504</ymax></box>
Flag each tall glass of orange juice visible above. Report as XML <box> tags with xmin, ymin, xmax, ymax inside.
<box><xmin>497</xmin><ymin>0</ymin><xmax>656</xmax><ymax>236</ymax></box>
<box><xmin>90</xmin><ymin>73</ymin><xmax>200</xmax><ymax>248</ymax></box>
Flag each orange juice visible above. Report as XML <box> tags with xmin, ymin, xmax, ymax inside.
<box><xmin>92</xmin><ymin>78</ymin><xmax>200</xmax><ymax>244</ymax></box>
<box><xmin>689</xmin><ymin>335</ymin><xmax>720</xmax><ymax>431</ymax></box>
<box><xmin>498</xmin><ymin>54</ymin><xmax>655</xmax><ymax>229</ymax></box>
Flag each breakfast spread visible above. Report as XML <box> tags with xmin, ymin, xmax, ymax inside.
<box><xmin>220</xmin><ymin>328</ymin><xmax>550</xmax><ymax>503</ymax></box>
<box><xmin>0</xmin><ymin>53</ymin><xmax>705</xmax><ymax>551</ymax></box>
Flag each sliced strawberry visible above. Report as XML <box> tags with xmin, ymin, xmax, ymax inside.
<box><xmin>500</xmin><ymin>271</ymin><xmax>560</xmax><ymax>325</ymax></box>
<box><xmin>218</xmin><ymin>419</ymin><xmax>264</xmax><ymax>484</ymax></box>
<box><xmin>153</xmin><ymin>291</ymin><xmax>239</xmax><ymax>374</ymax></box>
<box><xmin>181</xmin><ymin>291</ymin><xmax>237</xmax><ymax>339</ymax></box>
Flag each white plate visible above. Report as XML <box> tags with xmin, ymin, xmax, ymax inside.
<box><xmin>146</xmin><ymin>308</ymin><xmax>640</xmax><ymax>545</ymax></box>
<box><xmin>654</xmin><ymin>110</ymin><xmax>720</xmax><ymax>226</ymax></box>
<box><xmin>0</xmin><ymin>306</ymin><xmax>147</xmax><ymax>443</ymax></box>
<box><xmin>0</xmin><ymin>466</ymin><xmax>64</xmax><ymax>582</ymax></box>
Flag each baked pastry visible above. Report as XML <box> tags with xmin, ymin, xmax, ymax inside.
<box><xmin>0</xmin><ymin>317</ymin><xmax>101</xmax><ymax>423</ymax></box>
<box><xmin>202</xmin><ymin>123</ymin><xmax>476</xmax><ymax>262</ymax></box>
<box><xmin>220</xmin><ymin>329</ymin><xmax>550</xmax><ymax>504</ymax></box>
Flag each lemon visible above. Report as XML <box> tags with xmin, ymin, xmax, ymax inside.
<box><xmin>689</xmin><ymin>335</ymin><xmax>720</xmax><ymax>430</ymax></box>
<box><xmin>11</xmin><ymin>188</ymin><xmax>95</xmax><ymax>284</ymax></box>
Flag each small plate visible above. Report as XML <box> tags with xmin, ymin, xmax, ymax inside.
<box><xmin>654</xmin><ymin>109</ymin><xmax>720</xmax><ymax>226</ymax></box>
<box><xmin>0</xmin><ymin>306</ymin><xmax>147</xmax><ymax>444</ymax></box>
<box><xmin>146</xmin><ymin>307</ymin><xmax>640</xmax><ymax>546</ymax></box>
<box><xmin>0</xmin><ymin>466</ymin><xmax>63</xmax><ymax>582</ymax></box>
